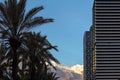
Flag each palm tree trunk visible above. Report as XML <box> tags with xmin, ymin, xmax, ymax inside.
<box><xmin>30</xmin><ymin>55</ymin><xmax>35</xmax><ymax>80</ymax></box>
<box><xmin>12</xmin><ymin>48</ymin><xmax>18</xmax><ymax>80</ymax></box>
<box><xmin>30</xmin><ymin>63</ymin><xmax>35</xmax><ymax>80</ymax></box>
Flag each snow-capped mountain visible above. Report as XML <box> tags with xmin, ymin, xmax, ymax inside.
<box><xmin>50</xmin><ymin>61</ymin><xmax>83</xmax><ymax>80</ymax></box>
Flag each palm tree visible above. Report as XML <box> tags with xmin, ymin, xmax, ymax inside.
<box><xmin>19</xmin><ymin>32</ymin><xmax>59</xmax><ymax>80</ymax></box>
<box><xmin>0</xmin><ymin>0</ymin><xmax>53</xmax><ymax>79</ymax></box>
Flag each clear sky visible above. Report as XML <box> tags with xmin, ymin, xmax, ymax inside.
<box><xmin>26</xmin><ymin>0</ymin><xmax>94</xmax><ymax>66</ymax></box>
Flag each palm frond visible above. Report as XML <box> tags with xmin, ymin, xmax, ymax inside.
<box><xmin>18</xmin><ymin>6</ymin><xmax>44</xmax><ymax>32</ymax></box>
<box><xmin>24</xmin><ymin>6</ymin><xmax>44</xmax><ymax>22</ymax></box>
<box><xmin>17</xmin><ymin>0</ymin><xmax>26</xmax><ymax>24</ymax></box>
<box><xmin>24</xmin><ymin>17</ymin><xmax>54</xmax><ymax>28</ymax></box>
<box><xmin>0</xmin><ymin>2</ymin><xmax>10</xmax><ymax>26</ymax></box>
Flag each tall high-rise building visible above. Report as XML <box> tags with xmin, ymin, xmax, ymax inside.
<box><xmin>84</xmin><ymin>27</ymin><xmax>93</xmax><ymax>80</ymax></box>
<box><xmin>93</xmin><ymin>0</ymin><xmax>120</xmax><ymax>80</ymax></box>
<box><xmin>84</xmin><ymin>31</ymin><xmax>92</xmax><ymax>80</ymax></box>
<box><xmin>84</xmin><ymin>0</ymin><xmax>120</xmax><ymax>80</ymax></box>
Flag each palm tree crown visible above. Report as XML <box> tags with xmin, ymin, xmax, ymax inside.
<box><xmin>0</xmin><ymin>0</ymin><xmax>53</xmax><ymax>49</ymax></box>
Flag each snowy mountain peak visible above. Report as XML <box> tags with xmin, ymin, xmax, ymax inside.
<box><xmin>50</xmin><ymin>61</ymin><xmax>83</xmax><ymax>80</ymax></box>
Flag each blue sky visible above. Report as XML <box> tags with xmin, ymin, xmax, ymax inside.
<box><xmin>26</xmin><ymin>0</ymin><xmax>94</xmax><ymax>66</ymax></box>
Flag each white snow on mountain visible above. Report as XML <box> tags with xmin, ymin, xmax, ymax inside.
<box><xmin>50</xmin><ymin>61</ymin><xmax>83</xmax><ymax>80</ymax></box>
